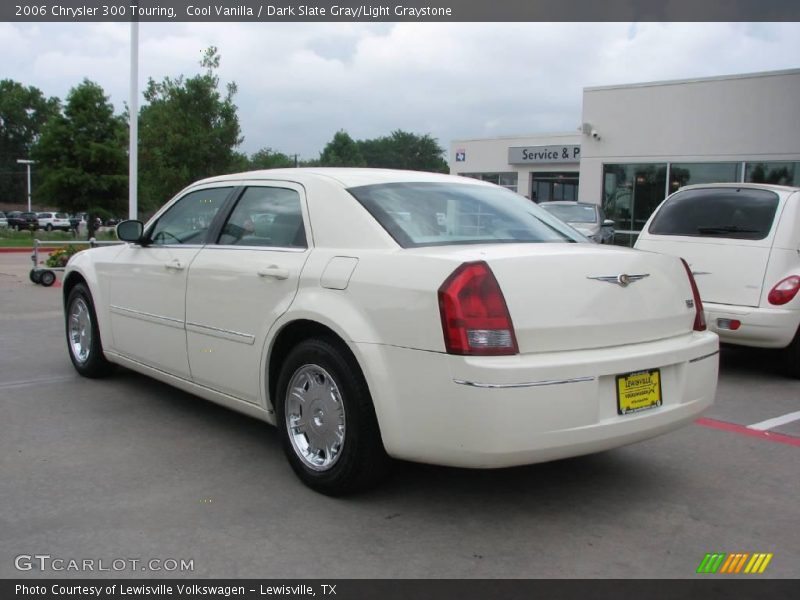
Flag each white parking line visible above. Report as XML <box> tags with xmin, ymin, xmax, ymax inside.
<box><xmin>748</xmin><ymin>410</ymin><xmax>800</xmax><ymax>431</ymax></box>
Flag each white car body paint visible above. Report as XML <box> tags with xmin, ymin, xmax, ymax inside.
<box><xmin>65</xmin><ymin>169</ymin><xmax>719</xmax><ymax>468</ymax></box>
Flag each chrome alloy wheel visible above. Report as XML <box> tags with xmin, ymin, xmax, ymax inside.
<box><xmin>68</xmin><ymin>297</ymin><xmax>92</xmax><ymax>364</ymax></box>
<box><xmin>285</xmin><ymin>364</ymin><xmax>346</xmax><ymax>472</ymax></box>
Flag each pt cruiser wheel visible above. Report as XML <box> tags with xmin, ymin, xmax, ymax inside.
<box><xmin>276</xmin><ymin>338</ymin><xmax>390</xmax><ymax>495</ymax></box>
<box><xmin>65</xmin><ymin>283</ymin><xmax>114</xmax><ymax>378</ymax></box>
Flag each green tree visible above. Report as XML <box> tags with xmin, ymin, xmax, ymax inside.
<box><xmin>0</xmin><ymin>80</ymin><xmax>59</xmax><ymax>204</ymax></box>
<box><xmin>318</xmin><ymin>130</ymin><xmax>366</xmax><ymax>167</ymax></box>
<box><xmin>138</xmin><ymin>46</ymin><xmax>242</xmax><ymax>213</ymax></box>
<box><xmin>358</xmin><ymin>130</ymin><xmax>448</xmax><ymax>172</ymax></box>
<box><xmin>32</xmin><ymin>79</ymin><xmax>127</xmax><ymax>214</ymax></box>
<box><xmin>249</xmin><ymin>147</ymin><xmax>296</xmax><ymax>169</ymax></box>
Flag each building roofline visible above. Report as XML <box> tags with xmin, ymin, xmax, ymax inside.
<box><xmin>451</xmin><ymin>132</ymin><xmax>580</xmax><ymax>144</ymax></box>
<box><xmin>584</xmin><ymin>68</ymin><xmax>800</xmax><ymax>93</ymax></box>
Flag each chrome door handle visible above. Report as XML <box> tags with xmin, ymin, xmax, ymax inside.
<box><xmin>164</xmin><ymin>260</ymin><xmax>185</xmax><ymax>271</ymax></box>
<box><xmin>257</xmin><ymin>266</ymin><xmax>289</xmax><ymax>280</ymax></box>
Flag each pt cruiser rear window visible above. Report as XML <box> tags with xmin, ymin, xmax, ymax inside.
<box><xmin>649</xmin><ymin>188</ymin><xmax>779</xmax><ymax>240</ymax></box>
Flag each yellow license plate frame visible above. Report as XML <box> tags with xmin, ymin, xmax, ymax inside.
<box><xmin>616</xmin><ymin>369</ymin><xmax>662</xmax><ymax>415</ymax></box>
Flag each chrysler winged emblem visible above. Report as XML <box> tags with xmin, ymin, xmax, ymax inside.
<box><xmin>587</xmin><ymin>273</ymin><xmax>650</xmax><ymax>288</ymax></box>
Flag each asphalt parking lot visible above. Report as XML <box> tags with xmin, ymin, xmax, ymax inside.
<box><xmin>1</xmin><ymin>252</ymin><xmax>798</xmax><ymax>579</ymax></box>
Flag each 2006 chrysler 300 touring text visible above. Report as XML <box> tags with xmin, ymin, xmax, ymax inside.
<box><xmin>63</xmin><ymin>169</ymin><xmax>719</xmax><ymax>494</ymax></box>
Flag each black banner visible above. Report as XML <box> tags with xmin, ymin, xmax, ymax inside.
<box><xmin>4</xmin><ymin>0</ymin><xmax>800</xmax><ymax>22</ymax></box>
<box><xmin>4</xmin><ymin>580</ymin><xmax>800</xmax><ymax>600</ymax></box>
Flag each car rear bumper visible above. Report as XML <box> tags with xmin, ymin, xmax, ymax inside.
<box><xmin>704</xmin><ymin>302</ymin><xmax>800</xmax><ymax>348</ymax></box>
<box><xmin>358</xmin><ymin>331</ymin><xmax>719</xmax><ymax>468</ymax></box>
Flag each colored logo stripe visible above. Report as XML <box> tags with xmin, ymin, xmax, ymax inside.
<box><xmin>697</xmin><ymin>553</ymin><xmax>726</xmax><ymax>573</ymax></box>
<box><xmin>697</xmin><ymin>553</ymin><xmax>773</xmax><ymax>574</ymax></box>
<box><xmin>745</xmin><ymin>553</ymin><xmax>773</xmax><ymax>574</ymax></box>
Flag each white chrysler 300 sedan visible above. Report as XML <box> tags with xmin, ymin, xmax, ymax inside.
<box><xmin>63</xmin><ymin>169</ymin><xmax>719</xmax><ymax>494</ymax></box>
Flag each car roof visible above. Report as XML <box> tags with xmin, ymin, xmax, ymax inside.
<box><xmin>194</xmin><ymin>168</ymin><xmax>491</xmax><ymax>189</ymax></box>
<box><xmin>677</xmin><ymin>182</ymin><xmax>800</xmax><ymax>195</ymax></box>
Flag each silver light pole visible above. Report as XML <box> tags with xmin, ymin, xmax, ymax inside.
<box><xmin>17</xmin><ymin>159</ymin><xmax>34</xmax><ymax>212</ymax></box>
<box><xmin>129</xmin><ymin>8</ymin><xmax>139</xmax><ymax>221</ymax></box>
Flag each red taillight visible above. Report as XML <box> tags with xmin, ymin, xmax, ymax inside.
<box><xmin>680</xmin><ymin>259</ymin><xmax>706</xmax><ymax>332</ymax></box>
<box><xmin>438</xmin><ymin>261</ymin><xmax>518</xmax><ymax>355</ymax></box>
<box><xmin>768</xmin><ymin>275</ymin><xmax>800</xmax><ymax>305</ymax></box>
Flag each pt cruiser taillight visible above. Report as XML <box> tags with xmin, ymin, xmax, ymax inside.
<box><xmin>768</xmin><ymin>275</ymin><xmax>800</xmax><ymax>306</ymax></box>
<box><xmin>438</xmin><ymin>261</ymin><xmax>518</xmax><ymax>355</ymax></box>
<box><xmin>680</xmin><ymin>259</ymin><xmax>707</xmax><ymax>332</ymax></box>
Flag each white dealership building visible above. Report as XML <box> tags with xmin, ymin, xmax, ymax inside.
<box><xmin>450</xmin><ymin>69</ymin><xmax>800</xmax><ymax>245</ymax></box>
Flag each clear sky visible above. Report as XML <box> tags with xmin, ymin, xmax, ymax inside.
<box><xmin>2</xmin><ymin>21</ymin><xmax>798</xmax><ymax>159</ymax></box>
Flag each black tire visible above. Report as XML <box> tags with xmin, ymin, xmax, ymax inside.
<box><xmin>783</xmin><ymin>329</ymin><xmax>800</xmax><ymax>378</ymax></box>
<box><xmin>40</xmin><ymin>270</ymin><xmax>56</xmax><ymax>287</ymax></box>
<box><xmin>65</xmin><ymin>283</ymin><xmax>115</xmax><ymax>378</ymax></box>
<box><xmin>29</xmin><ymin>269</ymin><xmax>41</xmax><ymax>284</ymax></box>
<box><xmin>45</xmin><ymin>224</ymin><xmax>53</xmax><ymax>232</ymax></box>
<box><xmin>275</xmin><ymin>337</ymin><xmax>391</xmax><ymax>495</ymax></box>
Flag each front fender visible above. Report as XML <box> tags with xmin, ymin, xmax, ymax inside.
<box><xmin>63</xmin><ymin>245</ymin><xmax>127</xmax><ymax>354</ymax></box>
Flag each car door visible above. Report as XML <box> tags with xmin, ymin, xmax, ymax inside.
<box><xmin>185</xmin><ymin>183</ymin><xmax>311</xmax><ymax>404</ymax></box>
<box><xmin>108</xmin><ymin>184</ymin><xmax>235</xmax><ymax>378</ymax></box>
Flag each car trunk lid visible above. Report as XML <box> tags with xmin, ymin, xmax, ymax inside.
<box><xmin>636</xmin><ymin>238</ymin><xmax>770</xmax><ymax>308</ymax></box>
<box><xmin>412</xmin><ymin>243</ymin><xmax>696</xmax><ymax>354</ymax></box>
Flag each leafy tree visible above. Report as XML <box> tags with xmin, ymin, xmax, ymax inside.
<box><xmin>138</xmin><ymin>46</ymin><xmax>242</xmax><ymax>213</ymax></box>
<box><xmin>249</xmin><ymin>147</ymin><xmax>296</xmax><ymax>170</ymax></box>
<box><xmin>318</xmin><ymin>130</ymin><xmax>366</xmax><ymax>167</ymax></box>
<box><xmin>32</xmin><ymin>79</ymin><xmax>127</xmax><ymax>214</ymax></box>
<box><xmin>0</xmin><ymin>80</ymin><xmax>59</xmax><ymax>204</ymax></box>
<box><xmin>358</xmin><ymin>130</ymin><xmax>448</xmax><ymax>173</ymax></box>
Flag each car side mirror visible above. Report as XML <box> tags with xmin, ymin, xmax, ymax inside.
<box><xmin>603</xmin><ymin>219</ymin><xmax>615</xmax><ymax>227</ymax></box>
<box><xmin>117</xmin><ymin>220</ymin><xmax>144</xmax><ymax>243</ymax></box>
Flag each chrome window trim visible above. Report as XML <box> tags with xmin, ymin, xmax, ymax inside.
<box><xmin>207</xmin><ymin>245</ymin><xmax>308</xmax><ymax>253</ymax></box>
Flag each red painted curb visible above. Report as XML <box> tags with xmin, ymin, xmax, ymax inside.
<box><xmin>695</xmin><ymin>417</ymin><xmax>800</xmax><ymax>447</ymax></box>
<box><xmin>0</xmin><ymin>247</ymin><xmax>59</xmax><ymax>253</ymax></box>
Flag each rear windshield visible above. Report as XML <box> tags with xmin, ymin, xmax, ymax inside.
<box><xmin>541</xmin><ymin>203</ymin><xmax>597</xmax><ymax>223</ymax></box>
<box><xmin>648</xmin><ymin>188</ymin><xmax>780</xmax><ymax>240</ymax></box>
<box><xmin>348</xmin><ymin>182</ymin><xmax>581</xmax><ymax>248</ymax></box>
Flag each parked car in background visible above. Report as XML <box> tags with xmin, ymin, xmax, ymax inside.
<box><xmin>63</xmin><ymin>168</ymin><xmax>718</xmax><ymax>494</ymax></box>
<box><xmin>0</xmin><ymin>212</ymin><xmax>7</xmax><ymax>228</ymax></box>
<box><xmin>37</xmin><ymin>212</ymin><xmax>72</xmax><ymax>232</ymax></box>
<box><xmin>6</xmin><ymin>211</ymin><xmax>39</xmax><ymax>231</ymax></box>
<box><xmin>636</xmin><ymin>183</ymin><xmax>800</xmax><ymax>376</ymax></box>
<box><xmin>540</xmin><ymin>201</ymin><xmax>615</xmax><ymax>244</ymax></box>
<box><xmin>105</xmin><ymin>217</ymin><xmax>121</xmax><ymax>227</ymax></box>
<box><xmin>70</xmin><ymin>213</ymin><xmax>88</xmax><ymax>231</ymax></box>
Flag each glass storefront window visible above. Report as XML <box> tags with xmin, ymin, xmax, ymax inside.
<box><xmin>602</xmin><ymin>163</ymin><xmax>667</xmax><ymax>246</ymax></box>
<box><xmin>668</xmin><ymin>162</ymin><xmax>741</xmax><ymax>191</ymax></box>
<box><xmin>745</xmin><ymin>162</ymin><xmax>799</xmax><ymax>187</ymax></box>
<box><xmin>531</xmin><ymin>172</ymin><xmax>579</xmax><ymax>203</ymax></box>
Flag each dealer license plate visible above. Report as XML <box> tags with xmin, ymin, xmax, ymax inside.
<box><xmin>616</xmin><ymin>369</ymin><xmax>662</xmax><ymax>415</ymax></box>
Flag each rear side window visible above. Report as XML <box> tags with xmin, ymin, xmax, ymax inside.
<box><xmin>648</xmin><ymin>188</ymin><xmax>779</xmax><ymax>240</ymax></box>
<box><xmin>218</xmin><ymin>186</ymin><xmax>307</xmax><ymax>248</ymax></box>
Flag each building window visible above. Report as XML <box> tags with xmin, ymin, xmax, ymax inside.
<box><xmin>745</xmin><ymin>161</ymin><xmax>799</xmax><ymax>186</ymax></box>
<box><xmin>531</xmin><ymin>172</ymin><xmax>579</xmax><ymax>203</ymax></box>
<box><xmin>460</xmin><ymin>172</ymin><xmax>518</xmax><ymax>192</ymax></box>
<box><xmin>602</xmin><ymin>163</ymin><xmax>667</xmax><ymax>247</ymax></box>
<box><xmin>668</xmin><ymin>162</ymin><xmax>742</xmax><ymax>191</ymax></box>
